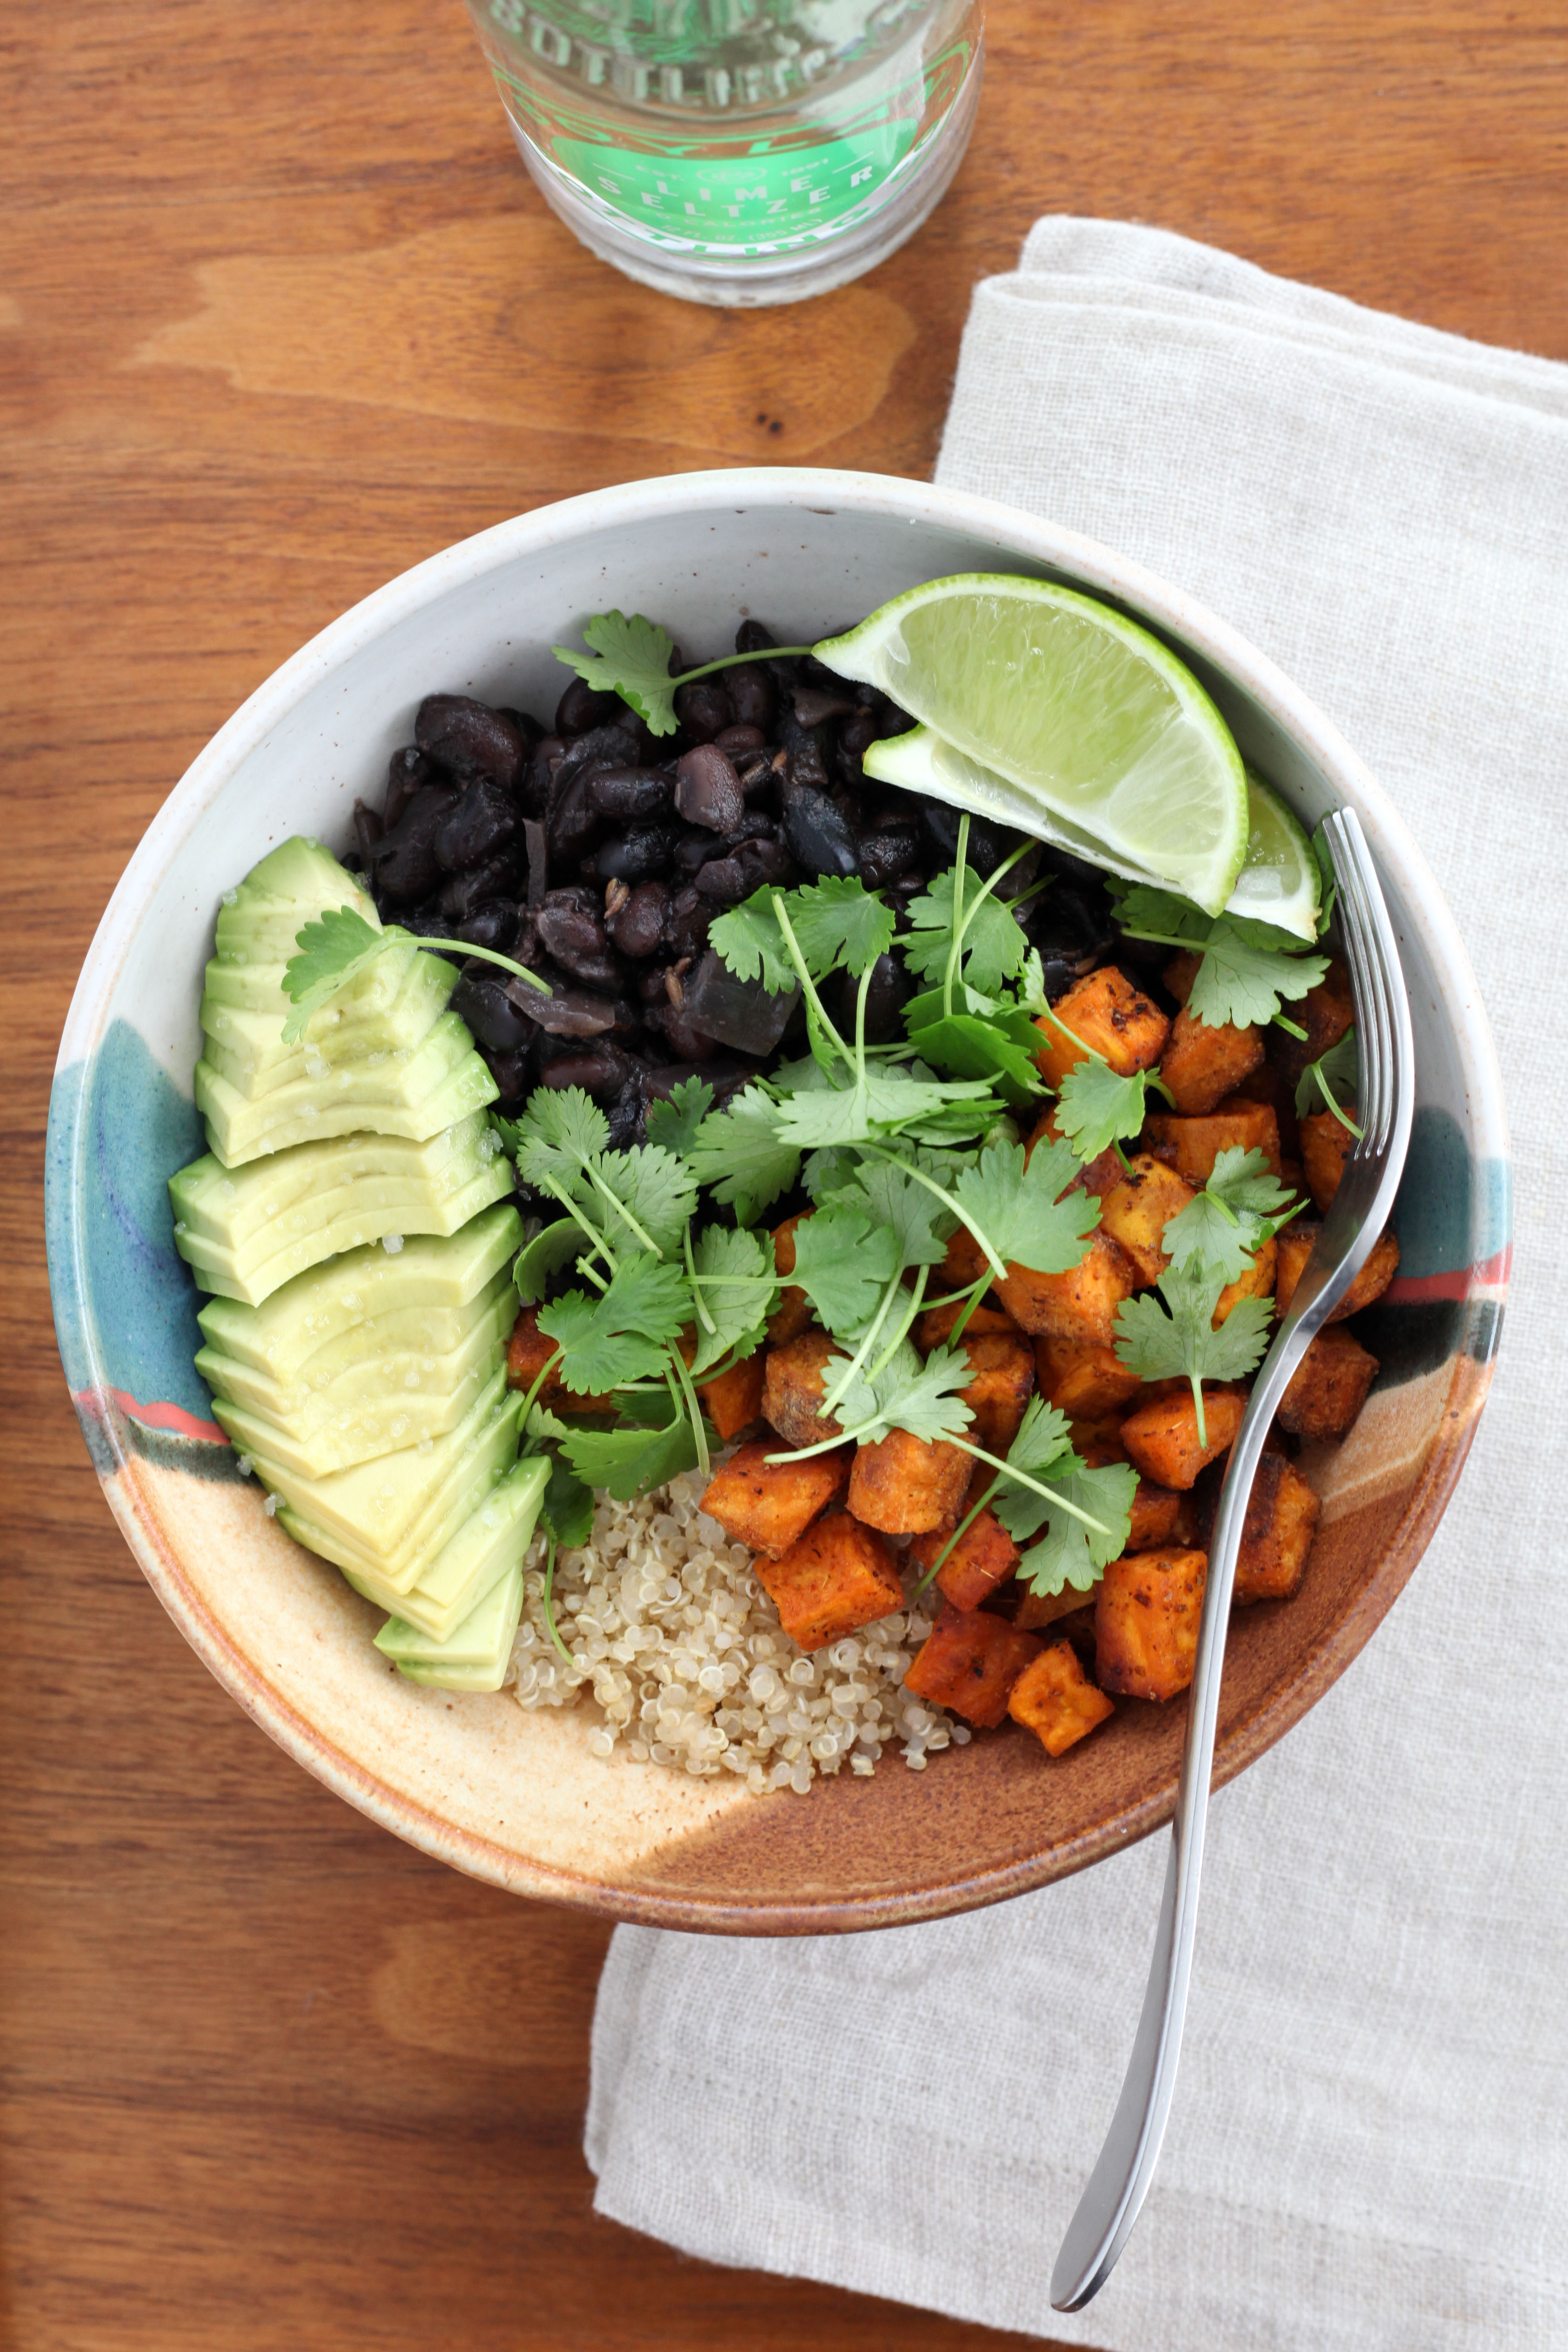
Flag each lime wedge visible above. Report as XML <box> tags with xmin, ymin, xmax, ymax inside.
<box><xmin>864</xmin><ymin>728</ymin><xmax>1322</xmax><ymax>943</ymax></box>
<box><xmin>816</xmin><ymin>575</ymin><xmax>1248</xmax><ymax>915</ymax></box>
<box><xmin>1229</xmin><ymin>769</ymin><xmax>1321</xmax><ymax>942</ymax></box>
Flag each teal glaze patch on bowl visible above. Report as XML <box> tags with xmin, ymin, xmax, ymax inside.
<box><xmin>46</xmin><ymin>1018</ymin><xmax>233</xmax><ymax>1475</ymax></box>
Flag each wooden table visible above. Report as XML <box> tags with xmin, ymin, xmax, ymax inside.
<box><xmin>4</xmin><ymin>4</ymin><xmax>1562</xmax><ymax>2343</ymax></box>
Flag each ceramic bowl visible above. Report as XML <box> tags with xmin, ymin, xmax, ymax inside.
<box><xmin>46</xmin><ymin>469</ymin><xmax>1509</xmax><ymax>1932</ymax></box>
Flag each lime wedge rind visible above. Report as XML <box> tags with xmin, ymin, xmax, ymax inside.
<box><xmin>816</xmin><ymin>572</ymin><xmax>1249</xmax><ymax>916</ymax></box>
<box><xmin>1229</xmin><ymin>769</ymin><xmax>1321</xmax><ymax>942</ymax></box>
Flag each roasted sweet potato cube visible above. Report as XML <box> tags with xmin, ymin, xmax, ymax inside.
<box><xmin>1127</xmin><ymin>1479</ymin><xmax>1183</xmax><ymax>1551</ymax></box>
<box><xmin>915</xmin><ymin>1296</ymin><xmax>1022</xmax><ymax>1352</ymax></box>
<box><xmin>957</xmin><ymin>1333</ymin><xmax>1036</xmax><ymax>1456</ymax></box>
<box><xmin>1162</xmin><ymin>948</ymin><xmax>1203</xmax><ymax>1004</ymax></box>
<box><xmin>1144</xmin><ymin>1099</ymin><xmax>1283</xmax><ymax>1185</ymax></box>
<box><xmin>1158</xmin><ymin>1005</ymin><xmax>1267</xmax><ymax>1115</ymax></box>
<box><xmin>998</xmin><ymin>1231</ymin><xmax>1137</xmax><ymax>1345</ymax></box>
<box><xmin>1097</xmin><ymin>1154</ymin><xmax>1197</xmax><ymax>1285</ymax></box>
<box><xmin>754</xmin><ymin>1511</ymin><xmax>906</xmax><ymax>1651</ymax></box>
<box><xmin>1096</xmin><ymin>1548</ymin><xmax>1207</xmax><ymax>1701</ymax></box>
<box><xmin>941</xmin><ymin>1222</ymin><xmax>989</xmax><ymax>1292</ymax></box>
<box><xmin>848</xmin><ymin>1428</ymin><xmax>972</xmax><ymax>1535</ymax></box>
<box><xmin>1301</xmin><ymin>1110</ymin><xmax>1356</xmax><ymax>1211</ymax></box>
<box><xmin>1035</xmin><ymin>1336</ymin><xmax>1144</xmax><ymax>1420</ymax></box>
<box><xmin>1277</xmin><ymin>1326</ymin><xmax>1379</xmax><ymax>1439</ymax></box>
<box><xmin>1025</xmin><ymin>1107</ymin><xmax>1121</xmax><ymax>1196</ymax></box>
<box><xmin>1121</xmin><ymin>1387</ymin><xmax>1247</xmax><ymax>1489</ymax></box>
<box><xmin>1232</xmin><ymin>1455</ymin><xmax>1321</xmax><ymax>1604</ymax></box>
<box><xmin>903</xmin><ymin>1606</ymin><xmax>1041</xmax><ymax>1728</ymax></box>
<box><xmin>767</xmin><ymin>1213</ymin><xmax>816</xmax><ymax>1344</ymax></box>
<box><xmin>1213</xmin><ymin>1235</ymin><xmax>1276</xmax><ymax>1325</ymax></box>
<box><xmin>1274</xmin><ymin>1220</ymin><xmax>1318</xmax><ymax>1318</ymax></box>
<box><xmin>506</xmin><ymin>1306</ymin><xmax>613</xmax><ymax>1413</ymax></box>
<box><xmin>908</xmin><ymin>1506</ymin><xmax>1021</xmax><ymax>1613</ymax></box>
<box><xmin>698</xmin><ymin>1351</ymin><xmax>765</xmax><ymax>1442</ymax></box>
<box><xmin>1225</xmin><ymin>1059</ymin><xmax>1301</xmax><ymax>1159</ymax></box>
<box><xmin>1008</xmin><ymin>1639</ymin><xmax>1116</xmax><ymax>1756</ymax></box>
<box><xmin>1300</xmin><ymin>1225</ymin><xmax>1398</xmax><ymax>1322</ymax></box>
<box><xmin>701</xmin><ymin>1440</ymin><xmax>851</xmax><ymax>1557</ymax></box>
<box><xmin>1033</xmin><ymin>966</ymin><xmax>1171</xmax><ymax>1090</ymax></box>
<box><xmin>1069</xmin><ymin>1417</ymin><xmax>1130</xmax><ymax>1466</ymax></box>
<box><xmin>1268</xmin><ymin>956</ymin><xmax>1355</xmax><ymax>1088</ymax></box>
<box><xmin>761</xmin><ymin>1330</ymin><xmax>847</xmax><ymax>1450</ymax></box>
<box><xmin>1015</xmin><ymin>1584</ymin><xmax>1095</xmax><ymax>1632</ymax></box>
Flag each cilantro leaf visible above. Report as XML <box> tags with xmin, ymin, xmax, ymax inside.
<box><xmin>836</xmin><ymin>1341</ymin><xmax>974</xmax><ymax>1446</ymax></box>
<box><xmin>1114</xmin><ymin>884</ymin><xmax>1213</xmax><ymax>944</ymax></box>
<box><xmin>1114</xmin><ymin>1260</ymin><xmax>1273</xmax><ymax>1439</ymax></box>
<box><xmin>536</xmin><ymin>1255</ymin><xmax>692</xmax><ymax>1393</ymax></box>
<box><xmin>832</xmin><ymin>1161</ymin><xmax>953</xmax><ymax>1270</ymax></box>
<box><xmin>1161</xmin><ymin>1147</ymin><xmax>1301</xmax><ymax>1284</ymax></box>
<box><xmin>770</xmin><ymin>1066</ymin><xmax>995</xmax><ymax>1152</ymax></box>
<box><xmin>508</xmin><ymin>1086</ymin><xmax>611</xmax><ymax>1195</ymax></box>
<box><xmin>998</xmin><ymin>1393</ymin><xmax>1075</xmax><ymax>1481</ymax></box>
<box><xmin>951</xmin><ymin>1138</ymin><xmax>1099</xmax><ymax>1274</ymax></box>
<box><xmin>513</xmin><ymin>1218</ymin><xmax>585</xmax><ymax>1306</ymax></box>
<box><xmin>561</xmin><ymin>1414</ymin><xmax>701</xmax><ymax>1501</ymax></box>
<box><xmin>1187</xmin><ymin>929</ymin><xmax>1328</xmax><ymax>1030</ymax></box>
<box><xmin>786</xmin><ymin>877</ymin><xmax>896</xmax><ymax>980</ymax></box>
<box><xmin>1310</xmin><ymin>823</ymin><xmax>1339</xmax><ymax>938</ymax></box>
<box><xmin>901</xmin><ymin>867</ymin><xmax>1029</xmax><ymax>996</ymax></box>
<box><xmin>552</xmin><ymin>610</ymin><xmax>679</xmax><ymax>736</ymax></box>
<box><xmin>280</xmin><ymin>905</ymin><xmax>401</xmax><ymax>1045</ymax></box>
<box><xmin>601</xmin><ymin>1143</ymin><xmax>698</xmax><ymax>1260</ymax></box>
<box><xmin>1011</xmin><ymin>1464</ymin><xmax>1140</xmax><ymax>1595</ymax></box>
<box><xmin>645</xmin><ymin>1076</ymin><xmax>714</xmax><ymax>1159</ymax></box>
<box><xmin>902</xmin><ymin>990</ymin><xmax>1046</xmax><ymax>1108</ymax></box>
<box><xmin>707</xmin><ymin>891</ymin><xmax>796</xmax><ymax>993</ymax></box>
<box><xmin>539</xmin><ymin>1453</ymin><xmax>595</xmax><ymax>1548</ymax></box>
<box><xmin>688</xmin><ymin>1222</ymin><xmax>772</xmax><ymax>1377</ymax></box>
<box><xmin>1052</xmin><ymin>1059</ymin><xmax>1159</xmax><ymax>1161</ymax></box>
<box><xmin>1295</xmin><ymin>1028</ymin><xmax>1359</xmax><ymax>1122</ymax></box>
<box><xmin>789</xmin><ymin>1207</ymin><xmax>901</xmax><ymax>1339</ymax></box>
<box><xmin>685</xmin><ymin>1086</ymin><xmax>801</xmax><ymax>1226</ymax></box>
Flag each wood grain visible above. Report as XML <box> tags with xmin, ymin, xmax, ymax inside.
<box><xmin>2</xmin><ymin>0</ymin><xmax>1562</xmax><ymax>2343</ymax></box>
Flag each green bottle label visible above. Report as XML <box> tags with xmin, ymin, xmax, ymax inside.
<box><xmin>549</xmin><ymin>115</ymin><xmax>919</xmax><ymax>247</ymax></box>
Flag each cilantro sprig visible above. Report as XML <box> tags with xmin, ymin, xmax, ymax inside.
<box><xmin>1112</xmin><ymin>885</ymin><xmax>1328</xmax><ymax>1031</ymax></box>
<box><xmin>281</xmin><ymin>904</ymin><xmax>548</xmax><ymax>1046</ymax></box>
<box><xmin>1296</xmin><ymin>1027</ymin><xmax>1362</xmax><ymax>1136</ymax></box>
<box><xmin>552</xmin><ymin>611</ymin><xmax>814</xmax><ymax>738</ymax></box>
<box><xmin>1113</xmin><ymin>1259</ymin><xmax>1274</xmax><ymax>1445</ymax></box>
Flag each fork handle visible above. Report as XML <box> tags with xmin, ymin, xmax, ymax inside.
<box><xmin>1048</xmin><ymin>1319</ymin><xmax>1320</xmax><ymax>2311</ymax></box>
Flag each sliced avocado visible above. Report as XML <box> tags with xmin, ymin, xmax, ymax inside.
<box><xmin>343</xmin><ymin>1454</ymin><xmax>549</xmax><ymax>1642</ymax></box>
<box><xmin>197</xmin><ymin>1269</ymin><xmax>515</xmax><ymax>1420</ymax></box>
<box><xmin>376</xmin><ymin>1562</ymin><xmax>526</xmax><ymax>1693</ymax></box>
<box><xmin>170</xmin><ymin>1113</ymin><xmax>513</xmax><ymax>1305</ymax></box>
<box><xmin>253</xmin><ymin>1373</ymin><xmax>520</xmax><ymax>1584</ymax></box>
<box><xmin>197</xmin><ymin>1012</ymin><xmax>497</xmax><ymax>1167</ymax></box>
<box><xmin>194</xmin><ymin>1204</ymin><xmax>521</xmax><ymax>1380</ymax></box>
<box><xmin>200</xmin><ymin>946</ymin><xmax>455</xmax><ymax>1098</ymax></box>
<box><xmin>211</xmin><ymin>838</ymin><xmax>377</xmax><ymax>970</ymax></box>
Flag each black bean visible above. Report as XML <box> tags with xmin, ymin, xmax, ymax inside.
<box><xmin>415</xmin><ymin>695</ymin><xmax>526</xmax><ymax>790</ymax></box>
<box><xmin>664</xmin><ymin>885</ymin><xmax>712</xmax><ymax>963</ymax></box>
<box><xmin>538</xmin><ymin>894</ymin><xmax>623</xmax><ymax>992</ymax></box>
<box><xmin>695</xmin><ymin>834</ymin><xmax>795</xmax><ymax>903</ymax></box>
<box><xmin>725</xmin><ymin>664</ymin><xmax>776</xmax><ymax>733</ymax></box>
<box><xmin>521</xmin><ymin>818</ymin><xmax>547</xmax><ymax>909</ymax></box>
<box><xmin>550</xmin><ymin>727</ymin><xmax>647</xmax><ymax>815</ymax></box>
<box><xmin>353</xmin><ymin>799</ymin><xmax>384</xmax><ymax>867</ymax></box>
<box><xmin>675</xmin><ymin>744</ymin><xmax>746</xmax><ymax>833</ymax></box>
<box><xmin>452</xmin><ymin>973</ymin><xmax>537</xmax><ymax>1054</ymax></box>
<box><xmin>546</xmin><ymin>775</ymin><xmax>601</xmax><ymax>873</ymax></box>
<box><xmin>826</xmin><ymin>951</ymin><xmax>911</xmax><ymax>1045</ymax></box>
<box><xmin>646</xmin><ymin>1001</ymin><xmax>717</xmax><ymax>1062</ymax></box>
<box><xmin>609</xmin><ymin>879</ymin><xmax>670</xmax><ymax>960</ymax></box>
<box><xmin>495</xmin><ymin>706</ymin><xmax>544</xmax><ymax>753</ymax></box>
<box><xmin>521</xmin><ymin>734</ymin><xmax>565</xmax><ymax>820</ymax></box>
<box><xmin>383</xmin><ymin>745</ymin><xmax>432</xmax><ymax>832</ymax></box>
<box><xmin>538</xmin><ymin>1044</ymin><xmax>636</xmax><ymax>1102</ymax></box>
<box><xmin>501</xmin><ymin>977</ymin><xmax>621</xmax><ymax>1039</ymax></box>
<box><xmin>612</xmin><ymin>703</ymin><xmax>658</xmax><ymax>763</ymax></box>
<box><xmin>1030</xmin><ymin>877</ymin><xmax>1117</xmax><ymax>977</ymax></box>
<box><xmin>480</xmin><ymin>1043</ymin><xmax>534</xmax><ymax>1106</ymax></box>
<box><xmin>453</xmin><ymin>900</ymin><xmax>522</xmax><ymax>955</ymax></box>
<box><xmin>555</xmin><ymin>676</ymin><xmax>625</xmax><ymax>737</ymax></box>
<box><xmin>920</xmin><ymin>801</ymin><xmax>1019</xmax><ymax>878</ymax></box>
<box><xmin>434</xmin><ymin>777</ymin><xmax>521</xmax><ymax>873</ymax></box>
<box><xmin>439</xmin><ymin>853</ymin><xmax>520</xmax><ymax>922</ymax></box>
<box><xmin>673</xmin><ymin>678</ymin><xmax>734</xmax><ymax>743</ymax></box>
<box><xmin>781</xmin><ymin>714</ymin><xmax>830</xmax><ymax>793</ymax></box>
<box><xmin>855</xmin><ymin>822</ymin><xmax>921</xmax><ymax>889</ymax></box>
<box><xmin>713</xmin><ymin>722</ymin><xmax>766</xmax><ymax>756</ymax></box>
<box><xmin>792</xmin><ymin>684</ymin><xmax>856</xmax><ymax>728</ymax></box>
<box><xmin>587</xmin><ymin>766</ymin><xmax>673</xmax><ymax>822</ymax></box>
<box><xmin>735</xmin><ymin>620</ymin><xmax>802</xmax><ymax>688</ymax></box>
<box><xmin>839</xmin><ymin>709</ymin><xmax>879</xmax><ymax>762</ymax></box>
<box><xmin>594</xmin><ymin>824</ymin><xmax>676</xmax><ymax>886</ymax></box>
<box><xmin>876</xmin><ymin>698</ymin><xmax>916</xmax><ymax>738</ymax></box>
<box><xmin>606</xmin><ymin>1072</ymin><xmax>647</xmax><ymax>1150</ymax></box>
<box><xmin>370</xmin><ymin>785</ymin><xmax>463</xmax><ymax>907</ymax></box>
<box><xmin>783</xmin><ymin>786</ymin><xmax>860</xmax><ymax>879</ymax></box>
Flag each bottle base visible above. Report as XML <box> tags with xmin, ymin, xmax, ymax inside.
<box><xmin>507</xmin><ymin>43</ymin><xmax>983</xmax><ymax>309</ymax></box>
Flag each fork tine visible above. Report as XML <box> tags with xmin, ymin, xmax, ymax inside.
<box><xmin>1326</xmin><ymin>820</ymin><xmax>1382</xmax><ymax>1154</ymax></box>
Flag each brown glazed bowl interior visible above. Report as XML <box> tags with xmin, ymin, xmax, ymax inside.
<box><xmin>46</xmin><ymin>470</ymin><xmax>1509</xmax><ymax>1932</ymax></box>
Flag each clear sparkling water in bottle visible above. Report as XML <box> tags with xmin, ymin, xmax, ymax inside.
<box><xmin>464</xmin><ymin>0</ymin><xmax>984</xmax><ymax>306</ymax></box>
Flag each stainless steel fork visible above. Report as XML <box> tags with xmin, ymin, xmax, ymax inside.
<box><xmin>1049</xmin><ymin>806</ymin><xmax>1415</xmax><ymax>2312</ymax></box>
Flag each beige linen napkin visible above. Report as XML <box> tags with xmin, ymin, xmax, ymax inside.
<box><xmin>585</xmin><ymin>221</ymin><xmax>1568</xmax><ymax>2350</ymax></box>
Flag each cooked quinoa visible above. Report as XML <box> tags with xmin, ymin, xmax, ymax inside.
<box><xmin>509</xmin><ymin>1467</ymin><xmax>967</xmax><ymax>1794</ymax></box>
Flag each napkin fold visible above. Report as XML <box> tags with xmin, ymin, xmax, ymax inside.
<box><xmin>586</xmin><ymin>222</ymin><xmax>1568</xmax><ymax>2351</ymax></box>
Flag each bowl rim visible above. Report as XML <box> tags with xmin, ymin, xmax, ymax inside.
<box><xmin>50</xmin><ymin>466</ymin><xmax>1510</xmax><ymax>1932</ymax></box>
